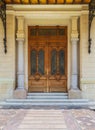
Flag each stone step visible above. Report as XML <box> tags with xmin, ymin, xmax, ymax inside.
<box><xmin>21</xmin><ymin>121</ymin><xmax>65</xmax><ymax>123</ymax></box>
<box><xmin>27</xmin><ymin>93</ymin><xmax>68</xmax><ymax>96</ymax></box>
<box><xmin>27</xmin><ymin>93</ymin><xmax>68</xmax><ymax>100</ymax></box>
<box><xmin>5</xmin><ymin>98</ymin><xmax>89</xmax><ymax>108</ymax></box>
<box><xmin>0</xmin><ymin>101</ymin><xmax>93</xmax><ymax>109</ymax></box>
<box><xmin>18</xmin><ymin>128</ymin><xmax>67</xmax><ymax>130</ymax></box>
<box><xmin>27</xmin><ymin>95</ymin><xmax>68</xmax><ymax>99</ymax></box>
<box><xmin>18</xmin><ymin>124</ymin><xmax>66</xmax><ymax>129</ymax></box>
<box><xmin>1</xmin><ymin>95</ymin><xmax>95</xmax><ymax>109</ymax></box>
<box><xmin>0</xmin><ymin>100</ymin><xmax>90</xmax><ymax>106</ymax></box>
<box><xmin>20</xmin><ymin>117</ymin><xmax>66</xmax><ymax>120</ymax></box>
<box><xmin>6</xmin><ymin>99</ymin><xmax>89</xmax><ymax>102</ymax></box>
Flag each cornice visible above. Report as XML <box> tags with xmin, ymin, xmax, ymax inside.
<box><xmin>6</xmin><ymin>4</ymin><xmax>88</xmax><ymax>11</ymax></box>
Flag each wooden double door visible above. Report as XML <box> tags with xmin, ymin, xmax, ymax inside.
<box><xmin>28</xmin><ymin>26</ymin><xmax>67</xmax><ymax>92</ymax></box>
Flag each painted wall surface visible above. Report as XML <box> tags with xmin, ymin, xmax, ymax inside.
<box><xmin>80</xmin><ymin>14</ymin><xmax>95</xmax><ymax>99</ymax></box>
<box><xmin>0</xmin><ymin>5</ymin><xmax>95</xmax><ymax>100</ymax></box>
<box><xmin>0</xmin><ymin>14</ymin><xmax>15</xmax><ymax>100</ymax></box>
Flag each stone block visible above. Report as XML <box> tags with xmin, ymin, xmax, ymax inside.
<box><xmin>14</xmin><ymin>89</ymin><xmax>27</xmax><ymax>99</ymax></box>
<box><xmin>82</xmin><ymin>92</ymin><xmax>95</xmax><ymax>100</ymax></box>
<box><xmin>68</xmin><ymin>89</ymin><xmax>82</xmax><ymax>99</ymax></box>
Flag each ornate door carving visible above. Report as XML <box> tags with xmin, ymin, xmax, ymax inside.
<box><xmin>28</xmin><ymin>44</ymin><xmax>47</xmax><ymax>92</ymax></box>
<box><xmin>48</xmin><ymin>44</ymin><xmax>67</xmax><ymax>92</ymax></box>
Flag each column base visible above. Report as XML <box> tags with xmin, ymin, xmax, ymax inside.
<box><xmin>14</xmin><ymin>88</ymin><xmax>27</xmax><ymax>99</ymax></box>
<box><xmin>68</xmin><ymin>89</ymin><xmax>82</xmax><ymax>99</ymax></box>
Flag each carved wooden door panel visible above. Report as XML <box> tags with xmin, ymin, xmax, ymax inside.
<box><xmin>28</xmin><ymin>43</ymin><xmax>67</xmax><ymax>92</ymax></box>
<box><xmin>48</xmin><ymin>43</ymin><xmax>67</xmax><ymax>92</ymax></box>
<box><xmin>28</xmin><ymin>44</ymin><xmax>47</xmax><ymax>92</ymax></box>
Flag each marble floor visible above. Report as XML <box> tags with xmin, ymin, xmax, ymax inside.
<box><xmin>0</xmin><ymin>109</ymin><xmax>95</xmax><ymax>130</ymax></box>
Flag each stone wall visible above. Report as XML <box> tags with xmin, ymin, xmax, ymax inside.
<box><xmin>0</xmin><ymin>14</ymin><xmax>15</xmax><ymax>100</ymax></box>
<box><xmin>80</xmin><ymin>14</ymin><xmax>95</xmax><ymax>99</ymax></box>
<box><xmin>0</xmin><ymin>5</ymin><xmax>95</xmax><ymax>100</ymax></box>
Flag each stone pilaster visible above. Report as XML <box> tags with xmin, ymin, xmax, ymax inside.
<box><xmin>69</xmin><ymin>17</ymin><xmax>81</xmax><ymax>99</ymax></box>
<box><xmin>71</xmin><ymin>37</ymin><xmax>79</xmax><ymax>90</ymax></box>
<box><xmin>16</xmin><ymin>38</ymin><xmax>24</xmax><ymax>89</ymax></box>
<box><xmin>14</xmin><ymin>16</ymin><xmax>27</xmax><ymax>99</ymax></box>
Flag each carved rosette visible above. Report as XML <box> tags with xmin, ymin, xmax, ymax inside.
<box><xmin>33</xmin><ymin>72</ymin><xmax>41</xmax><ymax>81</ymax></box>
<box><xmin>54</xmin><ymin>72</ymin><xmax>61</xmax><ymax>81</ymax></box>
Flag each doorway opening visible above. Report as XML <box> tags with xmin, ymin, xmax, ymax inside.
<box><xmin>28</xmin><ymin>26</ymin><xmax>67</xmax><ymax>92</ymax></box>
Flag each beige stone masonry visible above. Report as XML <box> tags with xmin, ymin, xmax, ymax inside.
<box><xmin>1</xmin><ymin>5</ymin><xmax>95</xmax><ymax>100</ymax></box>
<box><xmin>80</xmin><ymin>14</ymin><xmax>95</xmax><ymax>100</ymax></box>
<box><xmin>0</xmin><ymin>14</ymin><xmax>15</xmax><ymax>100</ymax></box>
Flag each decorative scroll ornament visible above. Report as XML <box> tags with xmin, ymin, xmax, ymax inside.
<box><xmin>0</xmin><ymin>0</ymin><xmax>7</xmax><ymax>53</ymax></box>
<box><xmin>88</xmin><ymin>0</ymin><xmax>95</xmax><ymax>53</ymax></box>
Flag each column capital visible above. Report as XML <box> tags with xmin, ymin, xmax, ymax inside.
<box><xmin>71</xmin><ymin>16</ymin><xmax>79</xmax><ymax>39</ymax></box>
<box><xmin>16</xmin><ymin>16</ymin><xmax>25</xmax><ymax>39</ymax></box>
